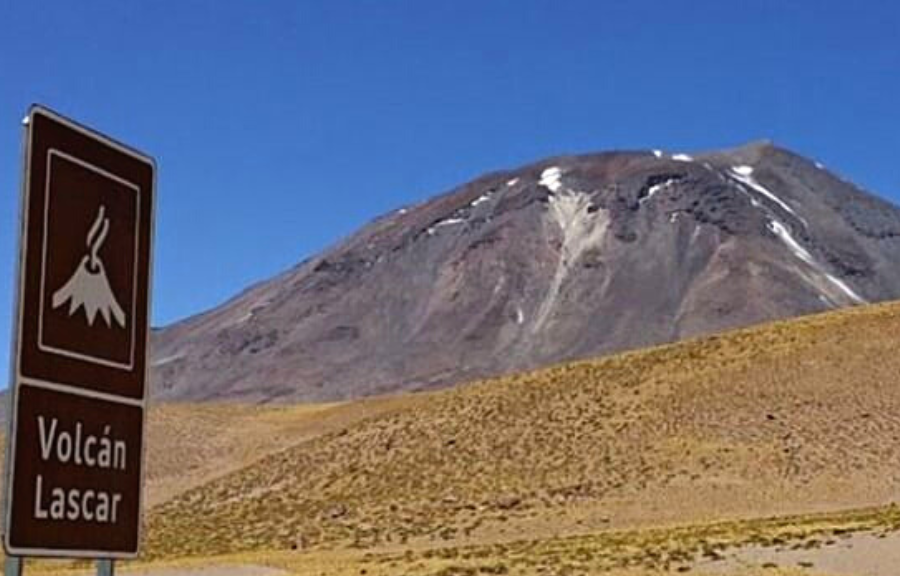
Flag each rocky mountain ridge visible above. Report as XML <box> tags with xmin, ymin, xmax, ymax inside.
<box><xmin>151</xmin><ymin>141</ymin><xmax>900</xmax><ymax>402</ymax></box>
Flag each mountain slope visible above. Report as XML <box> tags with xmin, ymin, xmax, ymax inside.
<box><xmin>151</xmin><ymin>141</ymin><xmax>900</xmax><ymax>402</ymax></box>
<box><xmin>146</xmin><ymin>300</ymin><xmax>900</xmax><ymax>558</ymax></box>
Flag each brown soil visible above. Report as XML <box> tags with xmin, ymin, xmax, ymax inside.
<box><xmin>143</xmin><ymin>301</ymin><xmax>900</xmax><ymax>560</ymax></box>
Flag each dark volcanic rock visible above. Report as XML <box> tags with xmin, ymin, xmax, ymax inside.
<box><xmin>150</xmin><ymin>142</ymin><xmax>900</xmax><ymax>402</ymax></box>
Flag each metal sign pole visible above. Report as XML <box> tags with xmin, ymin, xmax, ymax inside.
<box><xmin>2</xmin><ymin>557</ymin><xmax>114</xmax><ymax>574</ymax></box>
<box><xmin>2</xmin><ymin>117</ymin><xmax>29</xmax><ymax>576</ymax></box>
<box><xmin>4</xmin><ymin>557</ymin><xmax>22</xmax><ymax>576</ymax></box>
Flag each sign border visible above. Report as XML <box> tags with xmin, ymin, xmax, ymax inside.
<box><xmin>38</xmin><ymin>148</ymin><xmax>142</xmax><ymax>371</ymax></box>
<box><xmin>3</xmin><ymin>105</ymin><xmax>156</xmax><ymax>559</ymax></box>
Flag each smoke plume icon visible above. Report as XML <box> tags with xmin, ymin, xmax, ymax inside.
<box><xmin>52</xmin><ymin>205</ymin><xmax>127</xmax><ymax>328</ymax></box>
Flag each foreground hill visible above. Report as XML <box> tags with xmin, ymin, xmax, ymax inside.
<box><xmin>151</xmin><ymin>142</ymin><xmax>900</xmax><ymax>402</ymax></box>
<box><xmin>0</xmin><ymin>397</ymin><xmax>415</xmax><ymax>510</ymax></box>
<box><xmin>146</xmin><ymin>299</ymin><xmax>900</xmax><ymax>559</ymax></box>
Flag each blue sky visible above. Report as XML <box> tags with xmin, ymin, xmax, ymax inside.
<box><xmin>0</xmin><ymin>1</ymin><xmax>898</xmax><ymax>378</ymax></box>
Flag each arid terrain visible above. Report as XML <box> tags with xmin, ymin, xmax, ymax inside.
<box><xmin>106</xmin><ymin>144</ymin><xmax>900</xmax><ymax>576</ymax></box>
<box><xmin>9</xmin><ymin>299</ymin><xmax>897</xmax><ymax>575</ymax></box>
<box><xmin>148</xmin><ymin>298</ymin><xmax>900</xmax><ymax>553</ymax></box>
<box><xmin>7</xmin><ymin>299</ymin><xmax>900</xmax><ymax>574</ymax></box>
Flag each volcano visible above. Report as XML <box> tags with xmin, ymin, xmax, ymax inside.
<box><xmin>52</xmin><ymin>205</ymin><xmax>126</xmax><ymax>329</ymax></box>
<box><xmin>150</xmin><ymin>141</ymin><xmax>900</xmax><ymax>402</ymax></box>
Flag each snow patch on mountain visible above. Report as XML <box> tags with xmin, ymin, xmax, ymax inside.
<box><xmin>768</xmin><ymin>220</ymin><xmax>814</xmax><ymax>265</ymax></box>
<box><xmin>729</xmin><ymin>166</ymin><xmax>798</xmax><ymax>218</ymax></box>
<box><xmin>768</xmin><ymin>220</ymin><xmax>866</xmax><ymax>305</ymax></box>
<box><xmin>153</xmin><ymin>352</ymin><xmax>185</xmax><ymax>367</ymax></box>
<box><xmin>672</xmin><ymin>153</ymin><xmax>694</xmax><ymax>162</ymax></box>
<box><xmin>824</xmin><ymin>275</ymin><xmax>867</xmax><ymax>305</ymax></box>
<box><xmin>427</xmin><ymin>218</ymin><xmax>465</xmax><ymax>235</ymax></box>
<box><xmin>539</xmin><ymin>166</ymin><xmax>563</xmax><ymax>192</ymax></box>
<box><xmin>534</xmin><ymin>186</ymin><xmax>610</xmax><ymax>332</ymax></box>
<box><xmin>642</xmin><ymin>178</ymin><xmax>678</xmax><ymax>205</ymax></box>
<box><xmin>471</xmin><ymin>193</ymin><xmax>492</xmax><ymax>207</ymax></box>
<box><xmin>228</xmin><ymin>298</ymin><xmax>272</xmax><ymax>326</ymax></box>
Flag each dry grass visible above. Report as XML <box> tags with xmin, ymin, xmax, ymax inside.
<box><xmin>8</xmin><ymin>301</ymin><xmax>900</xmax><ymax>574</ymax></box>
<box><xmin>26</xmin><ymin>505</ymin><xmax>898</xmax><ymax>575</ymax></box>
<box><xmin>144</xmin><ymin>394</ymin><xmax>421</xmax><ymax>506</ymax></box>
<box><xmin>0</xmin><ymin>387</ymin><xmax>421</xmax><ymax>508</ymax></box>
<box><xmin>141</xmin><ymin>300</ymin><xmax>900</xmax><ymax>560</ymax></box>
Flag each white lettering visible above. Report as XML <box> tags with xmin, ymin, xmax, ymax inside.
<box><xmin>31</xmin><ymin>477</ymin><xmax>123</xmax><ymax>524</ymax></box>
<box><xmin>56</xmin><ymin>432</ymin><xmax>72</xmax><ymax>463</ymax></box>
<box><xmin>82</xmin><ymin>490</ymin><xmax>94</xmax><ymax>521</ymax></box>
<box><xmin>67</xmin><ymin>489</ymin><xmax>79</xmax><ymax>520</ymax></box>
<box><xmin>30</xmin><ymin>416</ymin><xmax>130</xmax><ymax>524</ymax></box>
<box><xmin>37</xmin><ymin>417</ymin><xmax>57</xmax><ymax>461</ymax></box>
<box><xmin>84</xmin><ymin>436</ymin><xmax>97</xmax><ymax>467</ymax></box>
<box><xmin>34</xmin><ymin>417</ymin><xmax>128</xmax><ymax>470</ymax></box>
<box><xmin>114</xmin><ymin>439</ymin><xmax>126</xmax><ymax>471</ymax></box>
<box><xmin>50</xmin><ymin>488</ymin><xmax>64</xmax><ymax>518</ymax></box>
<box><xmin>33</xmin><ymin>475</ymin><xmax>48</xmax><ymax>519</ymax></box>
<box><xmin>74</xmin><ymin>422</ymin><xmax>83</xmax><ymax>466</ymax></box>
<box><xmin>95</xmin><ymin>493</ymin><xmax>109</xmax><ymax>522</ymax></box>
<box><xmin>112</xmin><ymin>493</ymin><xmax>121</xmax><ymax>523</ymax></box>
<box><xmin>98</xmin><ymin>426</ymin><xmax>111</xmax><ymax>468</ymax></box>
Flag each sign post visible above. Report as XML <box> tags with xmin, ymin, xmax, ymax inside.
<box><xmin>3</xmin><ymin>106</ymin><xmax>155</xmax><ymax>572</ymax></box>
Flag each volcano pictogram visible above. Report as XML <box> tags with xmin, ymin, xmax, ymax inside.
<box><xmin>51</xmin><ymin>205</ymin><xmax>126</xmax><ymax>328</ymax></box>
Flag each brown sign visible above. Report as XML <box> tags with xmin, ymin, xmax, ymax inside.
<box><xmin>3</xmin><ymin>106</ymin><xmax>155</xmax><ymax>558</ymax></box>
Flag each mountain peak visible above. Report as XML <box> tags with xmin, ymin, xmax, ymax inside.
<box><xmin>735</xmin><ymin>138</ymin><xmax>775</xmax><ymax>151</ymax></box>
<box><xmin>151</xmin><ymin>144</ymin><xmax>900</xmax><ymax>403</ymax></box>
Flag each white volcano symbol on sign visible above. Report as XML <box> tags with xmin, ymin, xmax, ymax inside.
<box><xmin>52</xmin><ymin>205</ymin><xmax>126</xmax><ymax>328</ymax></box>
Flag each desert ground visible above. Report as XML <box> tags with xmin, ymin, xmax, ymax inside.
<box><xmin>8</xmin><ymin>300</ymin><xmax>900</xmax><ymax>575</ymax></box>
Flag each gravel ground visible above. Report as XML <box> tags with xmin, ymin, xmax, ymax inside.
<box><xmin>125</xmin><ymin>565</ymin><xmax>284</xmax><ymax>576</ymax></box>
<box><xmin>697</xmin><ymin>530</ymin><xmax>900</xmax><ymax>575</ymax></box>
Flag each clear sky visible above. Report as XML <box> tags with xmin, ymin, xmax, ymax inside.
<box><xmin>0</xmin><ymin>1</ymin><xmax>898</xmax><ymax>380</ymax></box>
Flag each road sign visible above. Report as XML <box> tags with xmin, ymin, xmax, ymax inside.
<box><xmin>3</xmin><ymin>106</ymin><xmax>155</xmax><ymax>558</ymax></box>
